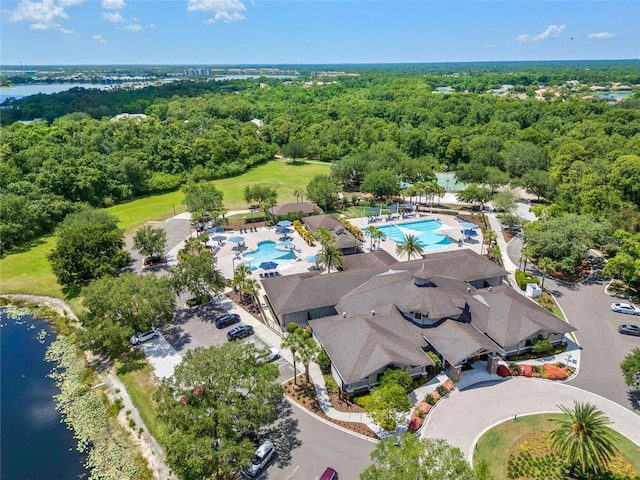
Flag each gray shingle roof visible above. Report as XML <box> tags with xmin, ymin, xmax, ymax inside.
<box><xmin>310</xmin><ymin>308</ymin><xmax>434</xmax><ymax>384</ymax></box>
<box><xmin>271</xmin><ymin>202</ymin><xmax>315</xmax><ymax>216</ymax></box>
<box><xmin>302</xmin><ymin>214</ymin><xmax>359</xmax><ymax>250</ymax></box>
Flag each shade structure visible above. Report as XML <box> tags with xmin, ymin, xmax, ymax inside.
<box><xmin>304</xmin><ymin>255</ymin><xmax>318</xmax><ymax>263</ymax></box>
<box><xmin>228</xmin><ymin>235</ymin><xmax>245</xmax><ymax>244</ymax></box>
<box><xmin>210</xmin><ymin>235</ymin><xmax>226</xmax><ymax>242</ymax></box>
<box><xmin>259</xmin><ymin>261</ymin><xmax>278</xmax><ymax>271</ymax></box>
<box><xmin>209</xmin><ymin>226</ymin><xmax>225</xmax><ymax>233</ymax></box>
<box><xmin>277</xmin><ymin>220</ymin><xmax>293</xmax><ymax>227</ymax></box>
<box><xmin>275</xmin><ymin>226</ymin><xmax>292</xmax><ymax>235</ymax></box>
<box><xmin>277</xmin><ymin>240</ymin><xmax>295</xmax><ymax>249</ymax></box>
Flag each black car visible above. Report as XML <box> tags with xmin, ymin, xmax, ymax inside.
<box><xmin>227</xmin><ymin>325</ymin><xmax>254</xmax><ymax>341</ymax></box>
<box><xmin>215</xmin><ymin>313</ymin><xmax>240</xmax><ymax>329</ymax></box>
<box><xmin>619</xmin><ymin>324</ymin><xmax>640</xmax><ymax>337</ymax></box>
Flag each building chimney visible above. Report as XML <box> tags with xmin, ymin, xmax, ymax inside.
<box><xmin>371</xmin><ymin>310</ymin><xmax>376</xmax><ymax>316</ymax></box>
<box><xmin>342</xmin><ymin>312</ymin><xmax>346</xmax><ymax>318</ymax></box>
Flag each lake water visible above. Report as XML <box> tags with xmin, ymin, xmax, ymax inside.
<box><xmin>0</xmin><ymin>309</ymin><xmax>86</xmax><ymax>480</ymax></box>
<box><xmin>0</xmin><ymin>83</ymin><xmax>110</xmax><ymax>101</ymax></box>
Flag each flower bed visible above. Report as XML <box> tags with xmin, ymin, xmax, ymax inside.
<box><xmin>408</xmin><ymin>381</ymin><xmax>455</xmax><ymax>432</ymax></box>
<box><xmin>497</xmin><ymin>362</ymin><xmax>573</xmax><ymax>380</ymax></box>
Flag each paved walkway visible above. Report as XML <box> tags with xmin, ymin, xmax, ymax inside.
<box><xmin>421</xmin><ymin>378</ymin><xmax>640</xmax><ymax>463</ymax></box>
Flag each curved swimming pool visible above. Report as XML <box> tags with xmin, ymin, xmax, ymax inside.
<box><xmin>364</xmin><ymin>219</ymin><xmax>453</xmax><ymax>250</ymax></box>
<box><xmin>243</xmin><ymin>241</ymin><xmax>296</xmax><ymax>270</ymax></box>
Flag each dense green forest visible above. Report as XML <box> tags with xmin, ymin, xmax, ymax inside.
<box><xmin>1</xmin><ymin>62</ymin><xmax>639</xmax><ymax>258</ymax></box>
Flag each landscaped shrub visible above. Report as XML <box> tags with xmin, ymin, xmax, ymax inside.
<box><xmin>442</xmin><ymin>379</ymin><xmax>455</xmax><ymax>392</ymax></box>
<box><xmin>543</xmin><ymin>363</ymin><xmax>569</xmax><ymax>380</ymax></box>
<box><xmin>317</xmin><ymin>350</ymin><xmax>331</xmax><ymax>374</ymax></box>
<box><xmin>324</xmin><ymin>375</ymin><xmax>339</xmax><ymax>395</ymax></box>
<box><xmin>436</xmin><ymin>385</ymin><xmax>447</xmax><ymax>397</ymax></box>
<box><xmin>354</xmin><ymin>393</ymin><xmax>372</xmax><ymax>409</ymax></box>
<box><xmin>425</xmin><ymin>394</ymin><xmax>437</xmax><ymax>405</ymax></box>
<box><xmin>515</xmin><ymin>270</ymin><xmax>540</xmax><ymax>290</ymax></box>
<box><xmin>416</xmin><ymin>402</ymin><xmax>431</xmax><ymax>415</ymax></box>
<box><xmin>426</xmin><ymin>351</ymin><xmax>442</xmax><ymax>373</ymax></box>
<box><xmin>497</xmin><ymin>364</ymin><xmax>512</xmax><ymax>377</ymax></box>
<box><xmin>408</xmin><ymin>415</ymin><xmax>423</xmax><ymax>432</ymax></box>
<box><xmin>531</xmin><ymin>338</ymin><xmax>554</xmax><ymax>355</ymax></box>
<box><xmin>508</xmin><ymin>362</ymin><xmax>521</xmax><ymax>375</ymax></box>
<box><xmin>379</xmin><ymin>367</ymin><xmax>413</xmax><ymax>392</ymax></box>
<box><xmin>430</xmin><ymin>390</ymin><xmax>441</xmax><ymax>402</ymax></box>
<box><xmin>286</xmin><ymin>322</ymin><xmax>299</xmax><ymax>334</ymax></box>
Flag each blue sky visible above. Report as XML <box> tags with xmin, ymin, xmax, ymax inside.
<box><xmin>1</xmin><ymin>0</ymin><xmax>639</xmax><ymax>65</ymax></box>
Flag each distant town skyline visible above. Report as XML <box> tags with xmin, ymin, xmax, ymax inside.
<box><xmin>1</xmin><ymin>0</ymin><xmax>639</xmax><ymax>66</ymax></box>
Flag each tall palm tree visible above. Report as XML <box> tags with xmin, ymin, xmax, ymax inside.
<box><xmin>184</xmin><ymin>236</ymin><xmax>205</xmax><ymax>256</ymax></box>
<box><xmin>297</xmin><ymin>337</ymin><xmax>320</xmax><ymax>387</ymax></box>
<box><xmin>241</xmin><ymin>277</ymin><xmax>260</xmax><ymax>306</ymax></box>
<box><xmin>550</xmin><ymin>401</ymin><xmax>619</xmax><ymax>477</ymax></box>
<box><xmin>317</xmin><ymin>245</ymin><xmax>343</xmax><ymax>273</ymax></box>
<box><xmin>366</xmin><ymin>226</ymin><xmax>380</xmax><ymax>251</ymax></box>
<box><xmin>232</xmin><ymin>264</ymin><xmax>251</xmax><ymax>297</ymax></box>
<box><xmin>395</xmin><ymin>234</ymin><xmax>424</xmax><ymax>261</ymax></box>
<box><xmin>314</xmin><ymin>226</ymin><xmax>335</xmax><ymax>252</ymax></box>
<box><xmin>281</xmin><ymin>331</ymin><xmax>304</xmax><ymax>385</ymax></box>
<box><xmin>538</xmin><ymin>257</ymin><xmax>555</xmax><ymax>289</ymax></box>
<box><xmin>293</xmin><ymin>189</ymin><xmax>304</xmax><ymax>203</ymax></box>
<box><xmin>372</xmin><ymin>228</ymin><xmax>387</xmax><ymax>250</ymax></box>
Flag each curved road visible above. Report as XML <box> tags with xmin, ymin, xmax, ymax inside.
<box><xmin>422</xmin><ymin>379</ymin><xmax>640</xmax><ymax>462</ymax></box>
<box><xmin>507</xmin><ymin>234</ymin><xmax>639</xmax><ymax>412</ymax></box>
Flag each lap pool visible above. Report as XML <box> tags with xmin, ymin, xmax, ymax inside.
<box><xmin>243</xmin><ymin>241</ymin><xmax>296</xmax><ymax>270</ymax></box>
<box><xmin>364</xmin><ymin>219</ymin><xmax>453</xmax><ymax>250</ymax></box>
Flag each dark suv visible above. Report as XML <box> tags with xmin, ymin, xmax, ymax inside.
<box><xmin>215</xmin><ymin>313</ymin><xmax>240</xmax><ymax>329</ymax></box>
<box><xmin>227</xmin><ymin>325</ymin><xmax>254</xmax><ymax>341</ymax></box>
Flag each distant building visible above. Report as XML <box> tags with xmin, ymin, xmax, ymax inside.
<box><xmin>111</xmin><ymin>113</ymin><xmax>148</xmax><ymax>122</ymax></box>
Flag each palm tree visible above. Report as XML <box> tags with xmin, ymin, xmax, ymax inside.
<box><xmin>184</xmin><ymin>236</ymin><xmax>205</xmax><ymax>256</ymax></box>
<box><xmin>281</xmin><ymin>330</ymin><xmax>304</xmax><ymax>386</ymax></box>
<box><xmin>241</xmin><ymin>277</ymin><xmax>260</xmax><ymax>305</ymax></box>
<box><xmin>293</xmin><ymin>189</ymin><xmax>304</xmax><ymax>203</ymax></box>
<box><xmin>395</xmin><ymin>234</ymin><xmax>424</xmax><ymax>261</ymax></box>
<box><xmin>297</xmin><ymin>337</ymin><xmax>320</xmax><ymax>387</ymax></box>
<box><xmin>314</xmin><ymin>226</ymin><xmax>335</xmax><ymax>252</ymax></box>
<box><xmin>538</xmin><ymin>257</ymin><xmax>555</xmax><ymax>289</ymax></box>
<box><xmin>550</xmin><ymin>401</ymin><xmax>619</xmax><ymax>477</ymax></box>
<box><xmin>366</xmin><ymin>226</ymin><xmax>380</xmax><ymax>251</ymax></box>
<box><xmin>232</xmin><ymin>264</ymin><xmax>251</xmax><ymax>297</ymax></box>
<box><xmin>371</xmin><ymin>227</ymin><xmax>387</xmax><ymax>250</ymax></box>
<box><xmin>317</xmin><ymin>245</ymin><xmax>343</xmax><ymax>273</ymax></box>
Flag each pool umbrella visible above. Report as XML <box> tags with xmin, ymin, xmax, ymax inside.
<box><xmin>228</xmin><ymin>235</ymin><xmax>245</xmax><ymax>244</ymax></box>
<box><xmin>276</xmin><ymin>226</ymin><xmax>292</xmax><ymax>235</ymax></box>
<box><xmin>209</xmin><ymin>226</ymin><xmax>225</xmax><ymax>233</ymax></box>
<box><xmin>277</xmin><ymin>240</ymin><xmax>295</xmax><ymax>249</ymax></box>
<box><xmin>259</xmin><ymin>261</ymin><xmax>278</xmax><ymax>271</ymax></box>
<box><xmin>277</xmin><ymin>220</ymin><xmax>293</xmax><ymax>227</ymax></box>
<box><xmin>210</xmin><ymin>235</ymin><xmax>226</xmax><ymax>242</ymax></box>
<box><xmin>304</xmin><ymin>255</ymin><xmax>318</xmax><ymax>263</ymax></box>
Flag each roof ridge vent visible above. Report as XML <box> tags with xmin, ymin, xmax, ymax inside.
<box><xmin>371</xmin><ymin>310</ymin><xmax>376</xmax><ymax>316</ymax></box>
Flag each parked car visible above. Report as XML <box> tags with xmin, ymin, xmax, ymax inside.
<box><xmin>611</xmin><ymin>303</ymin><xmax>640</xmax><ymax>315</ymax></box>
<box><xmin>215</xmin><ymin>313</ymin><xmax>240</xmax><ymax>329</ymax></box>
<box><xmin>256</xmin><ymin>347</ymin><xmax>279</xmax><ymax>364</ymax></box>
<box><xmin>619</xmin><ymin>324</ymin><xmax>640</xmax><ymax>336</ymax></box>
<box><xmin>130</xmin><ymin>327</ymin><xmax>159</xmax><ymax>345</ymax></box>
<box><xmin>318</xmin><ymin>467</ymin><xmax>339</xmax><ymax>480</ymax></box>
<box><xmin>227</xmin><ymin>325</ymin><xmax>254</xmax><ymax>341</ymax></box>
<box><xmin>244</xmin><ymin>440</ymin><xmax>275</xmax><ymax>477</ymax></box>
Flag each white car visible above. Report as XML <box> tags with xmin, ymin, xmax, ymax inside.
<box><xmin>611</xmin><ymin>303</ymin><xmax>640</xmax><ymax>316</ymax></box>
<box><xmin>256</xmin><ymin>347</ymin><xmax>280</xmax><ymax>364</ymax></box>
<box><xmin>130</xmin><ymin>327</ymin><xmax>159</xmax><ymax>345</ymax></box>
<box><xmin>245</xmin><ymin>441</ymin><xmax>275</xmax><ymax>477</ymax></box>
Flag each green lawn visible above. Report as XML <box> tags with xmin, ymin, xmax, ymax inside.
<box><xmin>474</xmin><ymin>413</ymin><xmax>640</xmax><ymax>480</ymax></box>
<box><xmin>0</xmin><ymin>160</ymin><xmax>329</xmax><ymax>297</ymax></box>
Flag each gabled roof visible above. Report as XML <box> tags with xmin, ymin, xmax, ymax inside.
<box><xmin>302</xmin><ymin>214</ymin><xmax>359</xmax><ymax>250</ymax></box>
<box><xmin>271</xmin><ymin>202</ymin><xmax>315</xmax><ymax>216</ymax></box>
<box><xmin>310</xmin><ymin>308</ymin><xmax>433</xmax><ymax>384</ymax></box>
<box><xmin>402</xmin><ymin>249</ymin><xmax>508</xmax><ymax>283</ymax></box>
<box><xmin>341</xmin><ymin>250</ymin><xmax>397</xmax><ymax>271</ymax></box>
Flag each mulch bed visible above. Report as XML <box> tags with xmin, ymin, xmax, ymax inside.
<box><xmin>282</xmin><ymin>376</ymin><xmax>378</xmax><ymax>439</ymax></box>
<box><xmin>225</xmin><ymin>291</ymin><xmax>263</xmax><ymax>322</ymax></box>
<box><xmin>327</xmin><ymin>394</ymin><xmax>366</xmax><ymax>414</ymax></box>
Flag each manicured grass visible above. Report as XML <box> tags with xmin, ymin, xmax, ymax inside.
<box><xmin>0</xmin><ymin>160</ymin><xmax>329</xmax><ymax>297</ymax></box>
<box><xmin>474</xmin><ymin>413</ymin><xmax>640</xmax><ymax>480</ymax></box>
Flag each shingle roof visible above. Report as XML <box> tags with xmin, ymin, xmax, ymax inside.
<box><xmin>310</xmin><ymin>309</ymin><xmax>434</xmax><ymax>384</ymax></box>
<box><xmin>341</xmin><ymin>250</ymin><xmax>397</xmax><ymax>271</ymax></box>
<box><xmin>302</xmin><ymin>214</ymin><xmax>359</xmax><ymax>250</ymax></box>
<box><xmin>271</xmin><ymin>202</ymin><xmax>315</xmax><ymax>216</ymax></box>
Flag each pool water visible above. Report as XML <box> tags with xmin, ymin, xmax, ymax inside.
<box><xmin>365</xmin><ymin>219</ymin><xmax>453</xmax><ymax>251</ymax></box>
<box><xmin>243</xmin><ymin>241</ymin><xmax>296</xmax><ymax>270</ymax></box>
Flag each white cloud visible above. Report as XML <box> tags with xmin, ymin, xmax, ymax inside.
<box><xmin>102</xmin><ymin>0</ymin><xmax>125</xmax><ymax>9</ymax></box>
<box><xmin>5</xmin><ymin>0</ymin><xmax>69</xmax><ymax>30</ymax></box>
<box><xmin>483</xmin><ymin>44</ymin><xmax>496</xmax><ymax>49</ymax></box>
<box><xmin>102</xmin><ymin>11</ymin><xmax>124</xmax><ymax>22</ymax></box>
<box><xmin>93</xmin><ymin>34</ymin><xmax>107</xmax><ymax>44</ymax></box>
<box><xmin>517</xmin><ymin>24</ymin><xmax>566</xmax><ymax>42</ymax></box>
<box><xmin>59</xmin><ymin>27</ymin><xmax>73</xmax><ymax>34</ymax></box>
<box><xmin>58</xmin><ymin>0</ymin><xmax>84</xmax><ymax>6</ymax></box>
<box><xmin>187</xmin><ymin>0</ymin><xmax>247</xmax><ymax>23</ymax></box>
<box><xmin>121</xmin><ymin>23</ymin><xmax>142</xmax><ymax>31</ymax></box>
<box><xmin>587</xmin><ymin>32</ymin><xmax>615</xmax><ymax>39</ymax></box>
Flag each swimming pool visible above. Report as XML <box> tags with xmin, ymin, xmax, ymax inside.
<box><xmin>243</xmin><ymin>241</ymin><xmax>296</xmax><ymax>270</ymax></box>
<box><xmin>364</xmin><ymin>219</ymin><xmax>453</xmax><ymax>251</ymax></box>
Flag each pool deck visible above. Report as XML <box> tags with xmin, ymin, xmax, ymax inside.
<box><xmin>210</xmin><ymin>212</ymin><xmax>483</xmax><ymax>282</ymax></box>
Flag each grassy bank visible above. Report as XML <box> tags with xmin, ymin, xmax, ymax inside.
<box><xmin>0</xmin><ymin>160</ymin><xmax>329</xmax><ymax>297</ymax></box>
